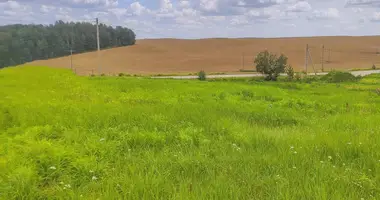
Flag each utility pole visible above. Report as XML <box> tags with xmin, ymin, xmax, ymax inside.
<box><xmin>96</xmin><ymin>18</ymin><xmax>101</xmax><ymax>74</ymax></box>
<box><xmin>308</xmin><ymin>48</ymin><xmax>317</xmax><ymax>75</ymax></box>
<box><xmin>305</xmin><ymin>44</ymin><xmax>309</xmax><ymax>73</ymax></box>
<box><xmin>328</xmin><ymin>49</ymin><xmax>331</xmax><ymax>63</ymax></box>
<box><xmin>321</xmin><ymin>45</ymin><xmax>325</xmax><ymax>72</ymax></box>
<box><xmin>242</xmin><ymin>53</ymin><xmax>245</xmax><ymax>70</ymax></box>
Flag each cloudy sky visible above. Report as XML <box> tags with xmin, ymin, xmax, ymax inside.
<box><xmin>0</xmin><ymin>0</ymin><xmax>380</xmax><ymax>39</ymax></box>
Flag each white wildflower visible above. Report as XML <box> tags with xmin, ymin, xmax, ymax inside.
<box><xmin>65</xmin><ymin>184</ymin><xmax>71</xmax><ymax>188</ymax></box>
<box><xmin>328</xmin><ymin>156</ymin><xmax>332</xmax><ymax>160</ymax></box>
<box><xmin>290</xmin><ymin>146</ymin><xmax>294</xmax><ymax>149</ymax></box>
<box><xmin>293</xmin><ymin>166</ymin><xmax>297</xmax><ymax>169</ymax></box>
<box><xmin>293</xmin><ymin>151</ymin><xmax>297</xmax><ymax>154</ymax></box>
<box><xmin>92</xmin><ymin>176</ymin><xmax>98</xmax><ymax>181</ymax></box>
<box><xmin>99</xmin><ymin>138</ymin><xmax>106</xmax><ymax>142</ymax></box>
<box><xmin>49</xmin><ymin>166</ymin><xmax>56</xmax><ymax>170</ymax></box>
<box><xmin>347</xmin><ymin>142</ymin><xmax>352</xmax><ymax>145</ymax></box>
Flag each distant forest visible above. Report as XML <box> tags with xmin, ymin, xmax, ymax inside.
<box><xmin>0</xmin><ymin>20</ymin><xmax>136</xmax><ymax>68</ymax></box>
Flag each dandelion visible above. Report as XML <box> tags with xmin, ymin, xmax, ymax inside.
<box><xmin>49</xmin><ymin>166</ymin><xmax>56</xmax><ymax>170</ymax></box>
<box><xmin>92</xmin><ymin>176</ymin><xmax>98</xmax><ymax>181</ymax></box>
<box><xmin>328</xmin><ymin>156</ymin><xmax>332</xmax><ymax>160</ymax></box>
<box><xmin>99</xmin><ymin>138</ymin><xmax>105</xmax><ymax>142</ymax></box>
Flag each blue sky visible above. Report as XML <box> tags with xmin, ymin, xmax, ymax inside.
<box><xmin>0</xmin><ymin>0</ymin><xmax>380</xmax><ymax>39</ymax></box>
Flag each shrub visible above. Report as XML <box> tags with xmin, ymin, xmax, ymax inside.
<box><xmin>118</xmin><ymin>73</ymin><xmax>125</xmax><ymax>77</ymax></box>
<box><xmin>254</xmin><ymin>50</ymin><xmax>288</xmax><ymax>81</ymax></box>
<box><xmin>295</xmin><ymin>72</ymin><xmax>302</xmax><ymax>81</ymax></box>
<box><xmin>321</xmin><ymin>71</ymin><xmax>358</xmax><ymax>83</ymax></box>
<box><xmin>285</xmin><ymin>65</ymin><xmax>295</xmax><ymax>81</ymax></box>
<box><xmin>101</xmin><ymin>73</ymin><xmax>105</xmax><ymax>77</ymax></box>
<box><xmin>198</xmin><ymin>70</ymin><xmax>206</xmax><ymax>81</ymax></box>
<box><xmin>372</xmin><ymin>64</ymin><xmax>376</xmax><ymax>70</ymax></box>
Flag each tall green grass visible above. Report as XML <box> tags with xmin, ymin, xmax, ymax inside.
<box><xmin>0</xmin><ymin>66</ymin><xmax>380</xmax><ymax>199</ymax></box>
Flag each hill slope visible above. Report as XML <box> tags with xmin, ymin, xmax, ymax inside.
<box><xmin>26</xmin><ymin>36</ymin><xmax>380</xmax><ymax>75</ymax></box>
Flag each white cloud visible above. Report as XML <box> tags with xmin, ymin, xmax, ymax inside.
<box><xmin>1</xmin><ymin>0</ymin><xmax>380</xmax><ymax>39</ymax></box>
<box><xmin>129</xmin><ymin>2</ymin><xmax>148</xmax><ymax>16</ymax></box>
<box><xmin>179</xmin><ymin>0</ymin><xmax>191</xmax><ymax>8</ymax></box>
<box><xmin>370</xmin><ymin>12</ymin><xmax>380</xmax><ymax>21</ymax></box>
<box><xmin>287</xmin><ymin>1</ymin><xmax>311</xmax><ymax>12</ymax></box>
<box><xmin>308</xmin><ymin>8</ymin><xmax>340</xmax><ymax>20</ymax></box>
<box><xmin>40</xmin><ymin>5</ymin><xmax>56</xmax><ymax>13</ymax></box>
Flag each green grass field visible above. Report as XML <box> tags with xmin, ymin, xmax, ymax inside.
<box><xmin>1</xmin><ymin>66</ymin><xmax>380</xmax><ymax>199</ymax></box>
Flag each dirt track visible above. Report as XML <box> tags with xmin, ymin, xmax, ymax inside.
<box><xmin>26</xmin><ymin>36</ymin><xmax>380</xmax><ymax>75</ymax></box>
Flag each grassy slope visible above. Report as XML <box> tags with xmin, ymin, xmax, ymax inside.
<box><xmin>0</xmin><ymin>66</ymin><xmax>380</xmax><ymax>199</ymax></box>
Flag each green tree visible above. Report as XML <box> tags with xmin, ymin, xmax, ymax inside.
<box><xmin>254</xmin><ymin>50</ymin><xmax>288</xmax><ymax>81</ymax></box>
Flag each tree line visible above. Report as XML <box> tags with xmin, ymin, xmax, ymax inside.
<box><xmin>0</xmin><ymin>20</ymin><xmax>136</xmax><ymax>68</ymax></box>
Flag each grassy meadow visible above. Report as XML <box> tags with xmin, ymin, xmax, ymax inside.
<box><xmin>0</xmin><ymin>66</ymin><xmax>380</xmax><ymax>199</ymax></box>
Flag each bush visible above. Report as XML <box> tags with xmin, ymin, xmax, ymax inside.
<box><xmin>254</xmin><ymin>50</ymin><xmax>288</xmax><ymax>81</ymax></box>
<box><xmin>118</xmin><ymin>73</ymin><xmax>125</xmax><ymax>77</ymax></box>
<box><xmin>321</xmin><ymin>71</ymin><xmax>358</xmax><ymax>83</ymax></box>
<box><xmin>372</xmin><ymin>64</ymin><xmax>376</xmax><ymax>70</ymax></box>
<box><xmin>285</xmin><ymin>65</ymin><xmax>295</xmax><ymax>81</ymax></box>
<box><xmin>295</xmin><ymin>72</ymin><xmax>302</xmax><ymax>81</ymax></box>
<box><xmin>198</xmin><ymin>70</ymin><xmax>206</xmax><ymax>81</ymax></box>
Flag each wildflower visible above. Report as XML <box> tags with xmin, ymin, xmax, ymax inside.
<box><xmin>290</xmin><ymin>146</ymin><xmax>294</xmax><ymax>149</ymax></box>
<box><xmin>59</xmin><ymin>182</ymin><xmax>64</xmax><ymax>185</ymax></box>
<box><xmin>343</xmin><ymin>163</ymin><xmax>346</xmax><ymax>166</ymax></box>
<box><xmin>328</xmin><ymin>156</ymin><xmax>332</xmax><ymax>160</ymax></box>
<box><xmin>65</xmin><ymin>184</ymin><xmax>71</xmax><ymax>189</ymax></box>
<box><xmin>293</xmin><ymin>166</ymin><xmax>297</xmax><ymax>169</ymax></box>
<box><xmin>128</xmin><ymin>149</ymin><xmax>131</xmax><ymax>152</ymax></box>
<box><xmin>347</xmin><ymin>142</ymin><xmax>352</xmax><ymax>145</ymax></box>
<box><xmin>293</xmin><ymin>151</ymin><xmax>297</xmax><ymax>154</ymax></box>
<box><xmin>174</xmin><ymin>154</ymin><xmax>178</xmax><ymax>157</ymax></box>
<box><xmin>368</xmin><ymin>169</ymin><xmax>372</xmax><ymax>172</ymax></box>
<box><xmin>99</xmin><ymin>138</ymin><xmax>105</xmax><ymax>142</ymax></box>
<box><xmin>92</xmin><ymin>176</ymin><xmax>98</xmax><ymax>181</ymax></box>
<box><xmin>89</xmin><ymin>170</ymin><xmax>94</xmax><ymax>173</ymax></box>
<box><xmin>49</xmin><ymin>166</ymin><xmax>56</xmax><ymax>170</ymax></box>
<box><xmin>320</xmin><ymin>161</ymin><xmax>324</xmax><ymax>164</ymax></box>
<box><xmin>333</xmin><ymin>165</ymin><xmax>336</xmax><ymax>168</ymax></box>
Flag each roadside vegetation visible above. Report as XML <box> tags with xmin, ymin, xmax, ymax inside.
<box><xmin>0</xmin><ymin>66</ymin><xmax>380</xmax><ymax>199</ymax></box>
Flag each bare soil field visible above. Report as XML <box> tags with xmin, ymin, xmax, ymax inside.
<box><xmin>26</xmin><ymin>36</ymin><xmax>380</xmax><ymax>75</ymax></box>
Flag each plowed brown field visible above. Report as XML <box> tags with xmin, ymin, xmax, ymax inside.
<box><xmin>26</xmin><ymin>36</ymin><xmax>380</xmax><ymax>75</ymax></box>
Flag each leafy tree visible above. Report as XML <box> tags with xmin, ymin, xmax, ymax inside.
<box><xmin>0</xmin><ymin>21</ymin><xmax>136</xmax><ymax>68</ymax></box>
<box><xmin>254</xmin><ymin>50</ymin><xmax>288</xmax><ymax>81</ymax></box>
<box><xmin>198</xmin><ymin>70</ymin><xmax>206</xmax><ymax>81</ymax></box>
